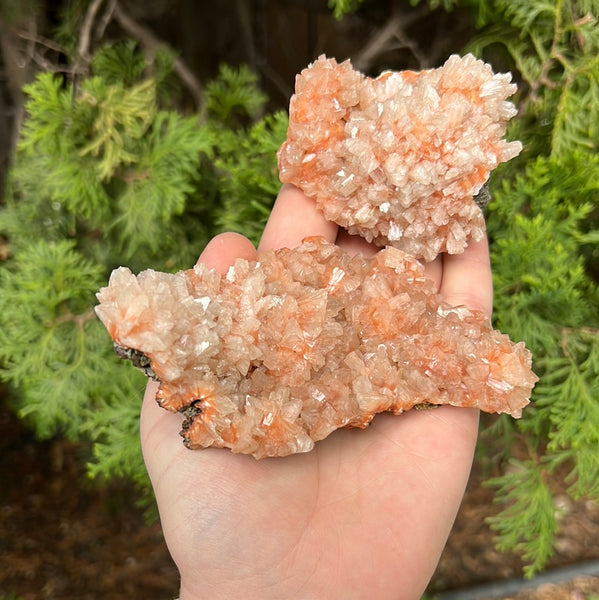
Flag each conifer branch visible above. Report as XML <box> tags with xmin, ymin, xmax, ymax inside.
<box><xmin>560</xmin><ymin>326</ymin><xmax>599</xmax><ymax>359</ymax></box>
<box><xmin>111</xmin><ymin>2</ymin><xmax>205</xmax><ymax>111</ymax></box>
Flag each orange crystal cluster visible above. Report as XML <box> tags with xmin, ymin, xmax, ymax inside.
<box><xmin>278</xmin><ymin>54</ymin><xmax>522</xmax><ymax>261</ymax></box>
<box><xmin>95</xmin><ymin>237</ymin><xmax>537</xmax><ymax>458</ymax></box>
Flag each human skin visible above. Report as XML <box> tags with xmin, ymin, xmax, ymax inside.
<box><xmin>140</xmin><ymin>184</ymin><xmax>493</xmax><ymax>600</ymax></box>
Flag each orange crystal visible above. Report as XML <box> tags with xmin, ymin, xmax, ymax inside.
<box><xmin>278</xmin><ymin>54</ymin><xmax>522</xmax><ymax>261</ymax></box>
<box><xmin>95</xmin><ymin>237</ymin><xmax>537</xmax><ymax>458</ymax></box>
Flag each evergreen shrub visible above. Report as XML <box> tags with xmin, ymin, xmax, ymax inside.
<box><xmin>0</xmin><ymin>41</ymin><xmax>285</xmax><ymax>485</ymax></box>
<box><xmin>0</xmin><ymin>0</ymin><xmax>597</xmax><ymax>576</ymax></box>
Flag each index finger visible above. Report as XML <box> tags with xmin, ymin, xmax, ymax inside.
<box><xmin>258</xmin><ymin>184</ymin><xmax>338</xmax><ymax>252</ymax></box>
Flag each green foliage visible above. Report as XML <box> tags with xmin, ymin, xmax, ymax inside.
<box><xmin>77</xmin><ymin>77</ymin><xmax>157</xmax><ymax>180</ymax></box>
<box><xmin>465</xmin><ymin>0</ymin><xmax>599</xmax><ymax>157</ymax></box>
<box><xmin>91</xmin><ymin>40</ymin><xmax>148</xmax><ymax>86</ymax></box>
<box><xmin>0</xmin><ymin>240</ymin><xmax>104</xmax><ymax>437</ymax></box>
<box><xmin>533</xmin><ymin>331</ymin><xmax>599</xmax><ymax>501</ymax></box>
<box><xmin>461</xmin><ymin>0</ymin><xmax>599</xmax><ymax>577</ymax></box>
<box><xmin>328</xmin><ymin>0</ymin><xmax>366</xmax><ymax>19</ymax></box>
<box><xmin>411</xmin><ymin>0</ymin><xmax>461</xmax><ymax>12</ymax></box>
<box><xmin>213</xmin><ymin>110</ymin><xmax>288</xmax><ymax>244</ymax></box>
<box><xmin>485</xmin><ymin>459</ymin><xmax>559</xmax><ymax>578</ymax></box>
<box><xmin>84</xmin><ymin>367</ymin><xmax>149</xmax><ymax>484</ymax></box>
<box><xmin>0</xmin><ymin>41</ymin><xmax>281</xmax><ymax>486</ymax></box>
<box><xmin>205</xmin><ymin>63</ymin><xmax>268</xmax><ymax>125</ymax></box>
<box><xmin>9</xmin><ymin>69</ymin><xmax>206</xmax><ymax>258</ymax></box>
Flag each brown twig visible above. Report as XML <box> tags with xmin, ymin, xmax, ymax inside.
<box><xmin>31</xmin><ymin>51</ymin><xmax>76</xmax><ymax>74</ymax></box>
<box><xmin>95</xmin><ymin>0</ymin><xmax>117</xmax><ymax>42</ymax></box>
<box><xmin>17</xmin><ymin>28</ymin><xmax>65</xmax><ymax>55</ymax></box>
<box><xmin>257</xmin><ymin>60</ymin><xmax>294</xmax><ymax>102</ymax></box>
<box><xmin>74</xmin><ymin>0</ymin><xmax>106</xmax><ymax>75</ymax></box>
<box><xmin>352</xmin><ymin>5</ymin><xmax>430</xmax><ymax>73</ymax></box>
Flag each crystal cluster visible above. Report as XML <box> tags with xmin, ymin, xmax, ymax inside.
<box><xmin>96</xmin><ymin>237</ymin><xmax>537</xmax><ymax>459</ymax></box>
<box><xmin>278</xmin><ymin>54</ymin><xmax>522</xmax><ymax>261</ymax></box>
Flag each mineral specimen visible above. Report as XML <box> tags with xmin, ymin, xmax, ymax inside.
<box><xmin>278</xmin><ymin>54</ymin><xmax>522</xmax><ymax>261</ymax></box>
<box><xmin>95</xmin><ymin>237</ymin><xmax>537</xmax><ymax>459</ymax></box>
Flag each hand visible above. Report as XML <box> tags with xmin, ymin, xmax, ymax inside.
<box><xmin>140</xmin><ymin>184</ymin><xmax>493</xmax><ymax>600</ymax></box>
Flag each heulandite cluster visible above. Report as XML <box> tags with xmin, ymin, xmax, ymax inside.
<box><xmin>96</xmin><ymin>238</ymin><xmax>536</xmax><ymax>458</ymax></box>
<box><xmin>95</xmin><ymin>54</ymin><xmax>537</xmax><ymax>458</ymax></box>
<box><xmin>278</xmin><ymin>54</ymin><xmax>522</xmax><ymax>261</ymax></box>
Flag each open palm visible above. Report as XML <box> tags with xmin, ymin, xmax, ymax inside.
<box><xmin>141</xmin><ymin>185</ymin><xmax>493</xmax><ymax>600</ymax></box>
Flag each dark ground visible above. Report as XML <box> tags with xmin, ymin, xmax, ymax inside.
<box><xmin>0</xmin><ymin>395</ymin><xmax>179</xmax><ymax>600</ymax></box>
<box><xmin>1</xmin><ymin>395</ymin><xmax>598</xmax><ymax>600</ymax></box>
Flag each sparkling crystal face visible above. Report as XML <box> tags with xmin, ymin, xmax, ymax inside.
<box><xmin>96</xmin><ymin>238</ymin><xmax>537</xmax><ymax>459</ymax></box>
<box><xmin>278</xmin><ymin>54</ymin><xmax>522</xmax><ymax>262</ymax></box>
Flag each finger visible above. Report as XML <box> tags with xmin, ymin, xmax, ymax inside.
<box><xmin>258</xmin><ymin>184</ymin><xmax>338</xmax><ymax>252</ymax></box>
<box><xmin>423</xmin><ymin>255</ymin><xmax>443</xmax><ymax>291</ymax></box>
<box><xmin>335</xmin><ymin>229</ymin><xmax>378</xmax><ymax>257</ymax></box>
<box><xmin>197</xmin><ymin>231</ymin><xmax>257</xmax><ymax>274</ymax></box>
<box><xmin>438</xmin><ymin>236</ymin><xmax>493</xmax><ymax>318</ymax></box>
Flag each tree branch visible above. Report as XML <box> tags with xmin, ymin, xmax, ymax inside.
<box><xmin>75</xmin><ymin>0</ymin><xmax>106</xmax><ymax>75</ymax></box>
<box><xmin>352</xmin><ymin>5</ymin><xmax>430</xmax><ymax>73</ymax></box>
<box><xmin>17</xmin><ymin>29</ymin><xmax>65</xmax><ymax>55</ymax></box>
<box><xmin>95</xmin><ymin>0</ymin><xmax>117</xmax><ymax>42</ymax></box>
